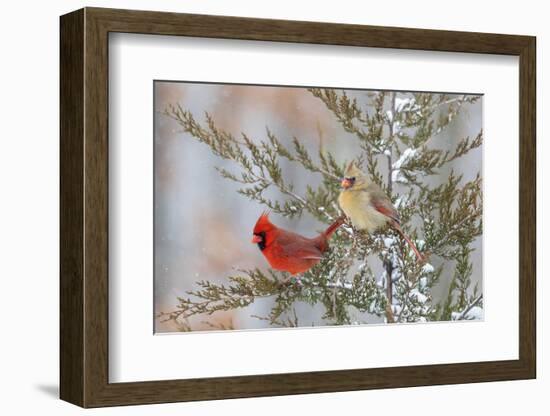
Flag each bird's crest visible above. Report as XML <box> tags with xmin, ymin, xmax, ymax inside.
<box><xmin>253</xmin><ymin>211</ymin><xmax>275</xmax><ymax>234</ymax></box>
<box><xmin>344</xmin><ymin>161</ymin><xmax>364</xmax><ymax>178</ymax></box>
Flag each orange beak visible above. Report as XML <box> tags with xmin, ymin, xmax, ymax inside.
<box><xmin>341</xmin><ymin>178</ymin><xmax>353</xmax><ymax>189</ymax></box>
<box><xmin>251</xmin><ymin>235</ymin><xmax>262</xmax><ymax>244</ymax></box>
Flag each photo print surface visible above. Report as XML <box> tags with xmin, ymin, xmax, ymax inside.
<box><xmin>154</xmin><ymin>81</ymin><xmax>483</xmax><ymax>333</ymax></box>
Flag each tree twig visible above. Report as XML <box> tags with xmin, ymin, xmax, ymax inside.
<box><xmin>455</xmin><ymin>294</ymin><xmax>483</xmax><ymax>320</ymax></box>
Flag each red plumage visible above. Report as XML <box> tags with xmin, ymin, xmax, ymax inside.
<box><xmin>251</xmin><ymin>212</ymin><xmax>344</xmax><ymax>275</ymax></box>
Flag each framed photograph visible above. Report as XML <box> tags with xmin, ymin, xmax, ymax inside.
<box><xmin>60</xmin><ymin>7</ymin><xmax>536</xmax><ymax>408</ymax></box>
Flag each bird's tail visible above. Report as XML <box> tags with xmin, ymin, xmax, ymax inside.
<box><xmin>323</xmin><ymin>216</ymin><xmax>346</xmax><ymax>239</ymax></box>
<box><xmin>393</xmin><ymin>223</ymin><xmax>424</xmax><ymax>262</ymax></box>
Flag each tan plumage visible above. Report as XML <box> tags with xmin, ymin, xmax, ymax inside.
<box><xmin>338</xmin><ymin>162</ymin><xmax>424</xmax><ymax>261</ymax></box>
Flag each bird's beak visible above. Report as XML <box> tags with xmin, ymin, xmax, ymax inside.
<box><xmin>341</xmin><ymin>178</ymin><xmax>353</xmax><ymax>189</ymax></box>
<box><xmin>251</xmin><ymin>235</ymin><xmax>262</xmax><ymax>244</ymax></box>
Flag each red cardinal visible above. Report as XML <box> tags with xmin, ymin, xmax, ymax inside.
<box><xmin>251</xmin><ymin>212</ymin><xmax>344</xmax><ymax>275</ymax></box>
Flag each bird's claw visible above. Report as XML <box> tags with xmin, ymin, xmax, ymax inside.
<box><xmin>279</xmin><ymin>276</ymin><xmax>303</xmax><ymax>288</ymax></box>
<box><xmin>290</xmin><ymin>277</ymin><xmax>303</xmax><ymax>286</ymax></box>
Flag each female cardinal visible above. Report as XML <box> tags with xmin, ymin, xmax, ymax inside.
<box><xmin>251</xmin><ymin>212</ymin><xmax>344</xmax><ymax>275</ymax></box>
<box><xmin>338</xmin><ymin>162</ymin><xmax>424</xmax><ymax>261</ymax></box>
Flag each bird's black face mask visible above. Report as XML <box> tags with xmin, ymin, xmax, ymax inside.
<box><xmin>252</xmin><ymin>231</ymin><xmax>266</xmax><ymax>251</ymax></box>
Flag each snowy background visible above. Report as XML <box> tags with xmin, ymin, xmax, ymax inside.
<box><xmin>154</xmin><ymin>82</ymin><xmax>482</xmax><ymax>332</ymax></box>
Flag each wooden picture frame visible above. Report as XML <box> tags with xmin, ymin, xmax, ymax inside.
<box><xmin>60</xmin><ymin>7</ymin><xmax>536</xmax><ymax>408</ymax></box>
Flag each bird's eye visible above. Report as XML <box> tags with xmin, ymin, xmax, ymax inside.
<box><xmin>350</xmin><ymin>177</ymin><xmax>356</xmax><ymax>181</ymax></box>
